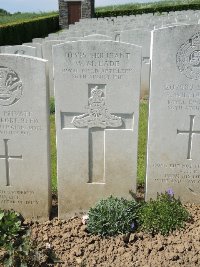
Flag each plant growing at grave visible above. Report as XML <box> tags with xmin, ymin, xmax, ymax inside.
<box><xmin>137</xmin><ymin>190</ymin><xmax>190</xmax><ymax>236</ymax></box>
<box><xmin>0</xmin><ymin>209</ymin><xmax>30</xmax><ymax>266</ymax></box>
<box><xmin>0</xmin><ymin>209</ymin><xmax>21</xmax><ymax>246</ymax></box>
<box><xmin>87</xmin><ymin>196</ymin><xmax>140</xmax><ymax>236</ymax></box>
<box><xmin>0</xmin><ymin>209</ymin><xmax>57</xmax><ymax>266</ymax></box>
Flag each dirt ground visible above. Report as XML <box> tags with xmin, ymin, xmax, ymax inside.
<box><xmin>30</xmin><ymin>190</ymin><xmax>200</xmax><ymax>267</ymax></box>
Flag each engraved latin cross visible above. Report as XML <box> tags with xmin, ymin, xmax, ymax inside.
<box><xmin>177</xmin><ymin>115</ymin><xmax>200</xmax><ymax>160</ymax></box>
<box><xmin>61</xmin><ymin>85</ymin><xmax>133</xmax><ymax>183</ymax></box>
<box><xmin>0</xmin><ymin>139</ymin><xmax>22</xmax><ymax>186</ymax></box>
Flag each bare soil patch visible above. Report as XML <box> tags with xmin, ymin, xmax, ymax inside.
<box><xmin>29</xmin><ymin>190</ymin><xmax>200</xmax><ymax>267</ymax></box>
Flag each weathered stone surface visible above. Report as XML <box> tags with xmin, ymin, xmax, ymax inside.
<box><xmin>4</xmin><ymin>45</ymin><xmax>37</xmax><ymax>57</ymax></box>
<box><xmin>0</xmin><ymin>46</ymin><xmax>11</xmax><ymax>53</ymax></box>
<box><xmin>82</xmin><ymin>34</ymin><xmax>113</xmax><ymax>40</ymax></box>
<box><xmin>53</xmin><ymin>40</ymin><xmax>141</xmax><ymax>218</ymax></box>
<box><xmin>120</xmin><ymin>29</ymin><xmax>151</xmax><ymax>57</ymax></box>
<box><xmin>32</xmin><ymin>38</ymin><xmax>44</xmax><ymax>44</ymax></box>
<box><xmin>0</xmin><ymin>54</ymin><xmax>51</xmax><ymax>220</ymax></box>
<box><xmin>120</xmin><ymin>29</ymin><xmax>151</xmax><ymax>98</ymax></box>
<box><xmin>146</xmin><ymin>25</ymin><xmax>200</xmax><ymax>203</ymax></box>
<box><xmin>42</xmin><ymin>40</ymin><xmax>64</xmax><ymax>96</ymax></box>
<box><xmin>23</xmin><ymin>43</ymin><xmax>43</xmax><ymax>58</ymax></box>
<box><xmin>65</xmin><ymin>37</ymin><xmax>83</xmax><ymax>41</ymax></box>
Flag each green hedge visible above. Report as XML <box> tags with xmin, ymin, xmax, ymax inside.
<box><xmin>0</xmin><ymin>8</ymin><xmax>10</xmax><ymax>16</ymax></box>
<box><xmin>95</xmin><ymin>3</ymin><xmax>200</xmax><ymax>18</ymax></box>
<box><xmin>0</xmin><ymin>15</ymin><xmax>59</xmax><ymax>46</ymax></box>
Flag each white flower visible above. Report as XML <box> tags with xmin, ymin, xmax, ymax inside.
<box><xmin>46</xmin><ymin>243</ymin><xmax>51</xmax><ymax>249</ymax></box>
<box><xmin>82</xmin><ymin>214</ymin><xmax>89</xmax><ymax>225</ymax></box>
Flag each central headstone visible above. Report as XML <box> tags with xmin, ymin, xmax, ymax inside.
<box><xmin>53</xmin><ymin>41</ymin><xmax>141</xmax><ymax>218</ymax></box>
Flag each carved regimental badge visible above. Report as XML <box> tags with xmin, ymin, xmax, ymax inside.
<box><xmin>0</xmin><ymin>66</ymin><xmax>23</xmax><ymax>106</ymax></box>
<box><xmin>177</xmin><ymin>32</ymin><xmax>200</xmax><ymax>80</ymax></box>
<box><xmin>72</xmin><ymin>86</ymin><xmax>122</xmax><ymax>128</ymax></box>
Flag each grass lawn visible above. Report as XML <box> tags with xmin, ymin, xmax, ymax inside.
<box><xmin>50</xmin><ymin>101</ymin><xmax>148</xmax><ymax>191</ymax></box>
<box><xmin>137</xmin><ymin>100</ymin><xmax>148</xmax><ymax>186</ymax></box>
<box><xmin>0</xmin><ymin>0</ymin><xmax>198</xmax><ymax>27</ymax></box>
<box><xmin>96</xmin><ymin>0</ymin><xmax>200</xmax><ymax>12</ymax></box>
<box><xmin>50</xmin><ymin>115</ymin><xmax>57</xmax><ymax>192</ymax></box>
<box><xmin>0</xmin><ymin>12</ymin><xmax>58</xmax><ymax>26</ymax></box>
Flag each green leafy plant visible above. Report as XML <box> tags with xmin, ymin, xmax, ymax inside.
<box><xmin>0</xmin><ymin>210</ymin><xmax>22</xmax><ymax>247</ymax></box>
<box><xmin>0</xmin><ymin>209</ymin><xmax>30</xmax><ymax>266</ymax></box>
<box><xmin>0</xmin><ymin>209</ymin><xmax>57</xmax><ymax>266</ymax></box>
<box><xmin>138</xmin><ymin>190</ymin><xmax>190</xmax><ymax>235</ymax></box>
<box><xmin>87</xmin><ymin>196</ymin><xmax>140</xmax><ymax>236</ymax></box>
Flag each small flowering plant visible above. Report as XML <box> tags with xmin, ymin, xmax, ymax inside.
<box><xmin>87</xmin><ymin>196</ymin><xmax>140</xmax><ymax>236</ymax></box>
<box><xmin>138</xmin><ymin>191</ymin><xmax>190</xmax><ymax>235</ymax></box>
<box><xmin>131</xmin><ymin>222</ymin><xmax>135</xmax><ymax>231</ymax></box>
<box><xmin>166</xmin><ymin>188</ymin><xmax>174</xmax><ymax>197</ymax></box>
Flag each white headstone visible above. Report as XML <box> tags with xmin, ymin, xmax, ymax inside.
<box><xmin>120</xmin><ymin>29</ymin><xmax>151</xmax><ymax>98</ymax></box>
<box><xmin>53</xmin><ymin>40</ymin><xmax>141</xmax><ymax>218</ymax></box>
<box><xmin>0</xmin><ymin>54</ymin><xmax>51</xmax><ymax>219</ymax></box>
<box><xmin>45</xmin><ymin>36</ymin><xmax>60</xmax><ymax>41</ymax></box>
<box><xmin>48</xmin><ymin>33</ymin><xmax>59</xmax><ymax>38</ymax></box>
<box><xmin>82</xmin><ymin>34</ymin><xmax>113</xmax><ymax>40</ymax></box>
<box><xmin>42</xmin><ymin>40</ymin><xmax>64</xmax><ymax>96</ymax></box>
<box><xmin>32</xmin><ymin>38</ymin><xmax>44</xmax><ymax>44</ymax></box>
<box><xmin>146</xmin><ymin>25</ymin><xmax>200</xmax><ymax>203</ymax></box>
<box><xmin>65</xmin><ymin>37</ymin><xmax>82</xmax><ymax>42</ymax></box>
<box><xmin>0</xmin><ymin>46</ymin><xmax>11</xmax><ymax>53</ymax></box>
<box><xmin>23</xmin><ymin>43</ymin><xmax>43</xmax><ymax>58</ymax></box>
<box><xmin>120</xmin><ymin>29</ymin><xmax>152</xmax><ymax>57</ymax></box>
<box><xmin>4</xmin><ymin>45</ymin><xmax>37</xmax><ymax>57</ymax></box>
<box><xmin>59</xmin><ymin>30</ymin><xmax>84</xmax><ymax>38</ymax></box>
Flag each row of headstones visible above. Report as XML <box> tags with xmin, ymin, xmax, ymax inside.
<box><xmin>2</xmin><ymin>9</ymin><xmax>200</xmax><ymax>100</ymax></box>
<box><xmin>70</xmin><ymin>9</ymin><xmax>200</xmax><ymax>32</ymax></box>
<box><xmin>0</xmin><ymin>24</ymin><xmax>200</xmax><ymax>222</ymax></box>
<box><xmin>1</xmin><ymin>9</ymin><xmax>200</xmax><ymax>99</ymax></box>
<box><xmin>0</xmin><ymin>31</ymin><xmax>151</xmax><ymax>99</ymax></box>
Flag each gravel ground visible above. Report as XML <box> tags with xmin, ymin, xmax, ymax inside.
<box><xmin>29</xmin><ymin>191</ymin><xmax>200</xmax><ymax>267</ymax></box>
